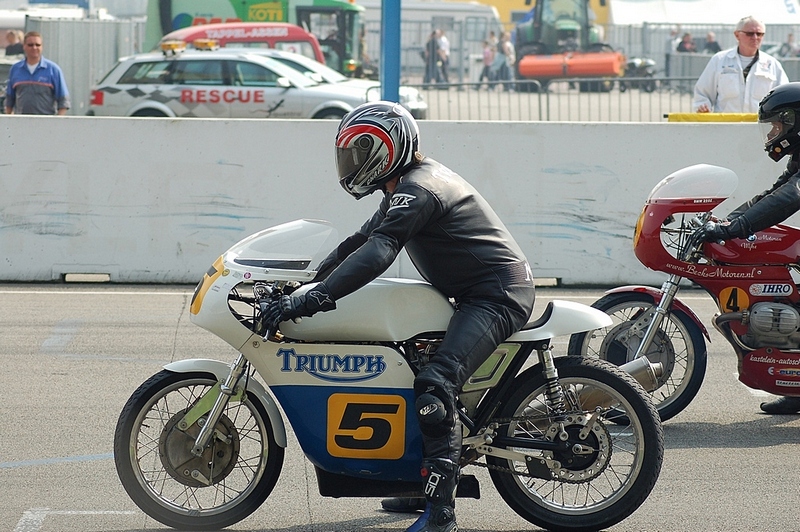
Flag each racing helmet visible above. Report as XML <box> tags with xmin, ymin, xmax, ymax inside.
<box><xmin>335</xmin><ymin>101</ymin><xmax>419</xmax><ymax>199</ymax></box>
<box><xmin>758</xmin><ymin>83</ymin><xmax>800</xmax><ymax>161</ymax></box>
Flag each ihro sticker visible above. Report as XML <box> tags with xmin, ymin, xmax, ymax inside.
<box><xmin>749</xmin><ymin>284</ymin><xmax>794</xmax><ymax>296</ymax></box>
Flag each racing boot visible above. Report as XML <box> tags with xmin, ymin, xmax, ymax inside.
<box><xmin>405</xmin><ymin>458</ymin><xmax>459</xmax><ymax>532</ymax></box>
<box><xmin>381</xmin><ymin>497</ymin><xmax>427</xmax><ymax>513</ymax></box>
<box><xmin>760</xmin><ymin>395</ymin><xmax>800</xmax><ymax>414</ymax></box>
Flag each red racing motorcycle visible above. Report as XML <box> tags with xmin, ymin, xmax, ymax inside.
<box><xmin>570</xmin><ymin>163</ymin><xmax>800</xmax><ymax>421</ymax></box>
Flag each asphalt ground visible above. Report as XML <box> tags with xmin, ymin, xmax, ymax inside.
<box><xmin>1</xmin><ymin>284</ymin><xmax>799</xmax><ymax>532</ymax></box>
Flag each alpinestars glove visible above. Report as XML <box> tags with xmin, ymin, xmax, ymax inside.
<box><xmin>702</xmin><ymin>221</ymin><xmax>732</xmax><ymax>243</ymax></box>
<box><xmin>263</xmin><ymin>282</ymin><xmax>336</xmax><ymax>329</ymax></box>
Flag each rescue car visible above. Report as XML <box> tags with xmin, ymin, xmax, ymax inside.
<box><xmin>87</xmin><ymin>41</ymin><xmax>378</xmax><ymax>119</ymax></box>
<box><xmin>234</xmin><ymin>48</ymin><xmax>427</xmax><ymax>119</ymax></box>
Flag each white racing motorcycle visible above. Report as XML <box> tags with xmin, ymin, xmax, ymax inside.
<box><xmin>114</xmin><ymin>219</ymin><xmax>664</xmax><ymax>532</ymax></box>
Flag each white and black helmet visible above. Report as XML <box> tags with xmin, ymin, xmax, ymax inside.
<box><xmin>335</xmin><ymin>101</ymin><xmax>419</xmax><ymax>199</ymax></box>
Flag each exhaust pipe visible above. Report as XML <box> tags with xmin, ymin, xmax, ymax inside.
<box><xmin>579</xmin><ymin>356</ymin><xmax>663</xmax><ymax>410</ymax></box>
<box><xmin>620</xmin><ymin>355</ymin><xmax>663</xmax><ymax>393</ymax></box>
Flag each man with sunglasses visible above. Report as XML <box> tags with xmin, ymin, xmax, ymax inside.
<box><xmin>693</xmin><ymin>16</ymin><xmax>787</xmax><ymax>114</ymax></box>
<box><xmin>4</xmin><ymin>31</ymin><xmax>70</xmax><ymax>115</ymax></box>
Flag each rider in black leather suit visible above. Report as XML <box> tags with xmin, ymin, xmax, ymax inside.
<box><xmin>704</xmin><ymin>82</ymin><xmax>800</xmax><ymax>414</ymax></box>
<box><xmin>265</xmin><ymin>101</ymin><xmax>535</xmax><ymax>532</ymax></box>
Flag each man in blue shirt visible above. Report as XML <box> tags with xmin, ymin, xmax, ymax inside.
<box><xmin>5</xmin><ymin>31</ymin><xmax>70</xmax><ymax>115</ymax></box>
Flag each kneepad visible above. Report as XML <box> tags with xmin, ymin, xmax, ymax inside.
<box><xmin>415</xmin><ymin>390</ymin><xmax>454</xmax><ymax>438</ymax></box>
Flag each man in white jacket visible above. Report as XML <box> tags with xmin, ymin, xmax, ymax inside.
<box><xmin>693</xmin><ymin>16</ymin><xmax>788</xmax><ymax>113</ymax></box>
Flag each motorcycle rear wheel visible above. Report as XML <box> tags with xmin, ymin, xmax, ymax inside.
<box><xmin>567</xmin><ymin>292</ymin><xmax>707</xmax><ymax>421</ymax></box>
<box><xmin>114</xmin><ymin>370</ymin><xmax>284</xmax><ymax>530</ymax></box>
<box><xmin>487</xmin><ymin>357</ymin><xmax>663</xmax><ymax>532</ymax></box>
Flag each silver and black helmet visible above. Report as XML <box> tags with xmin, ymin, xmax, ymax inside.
<box><xmin>335</xmin><ymin>101</ymin><xmax>419</xmax><ymax>199</ymax></box>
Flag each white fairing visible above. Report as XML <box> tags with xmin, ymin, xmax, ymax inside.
<box><xmin>280</xmin><ymin>279</ymin><xmax>455</xmax><ymax>341</ymax></box>
<box><xmin>189</xmin><ymin>220</ymin><xmax>613</xmax><ymax>349</ymax></box>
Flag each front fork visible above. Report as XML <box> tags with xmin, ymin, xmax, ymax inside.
<box><xmin>632</xmin><ymin>274</ymin><xmax>683</xmax><ymax>359</ymax></box>
<box><xmin>191</xmin><ymin>353</ymin><xmax>248</xmax><ymax>456</ymax></box>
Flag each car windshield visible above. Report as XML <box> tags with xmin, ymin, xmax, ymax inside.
<box><xmin>275</xmin><ymin>55</ymin><xmax>348</xmax><ymax>84</ymax></box>
<box><xmin>240</xmin><ymin>53</ymin><xmax>319</xmax><ymax>88</ymax></box>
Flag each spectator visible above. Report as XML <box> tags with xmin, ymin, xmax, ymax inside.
<box><xmin>703</xmin><ymin>32</ymin><xmax>722</xmax><ymax>54</ymax></box>
<box><xmin>437</xmin><ymin>28</ymin><xmax>450</xmax><ymax>83</ymax></box>
<box><xmin>423</xmin><ymin>30</ymin><xmax>440</xmax><ymax>85</ymax></box>
<box><xmin>487</xmin><ymin>30</ymin><xmax>498</xmax><ymax>49</ymax></box>
<box><xmin>5</xmin><ymin>31</ymin><xmax>70</xmax><ymax>115</ymax></box>
<box><xmin>477</xmin><ymin>39</ymin><xmax>494</xmax><ymax>89</ymax></box>
<box><xmin>777</xmin><ymin>32</ymin><xmax>800</xmax><ymax>57</ymax></box>
<box><xmin>676</xmin><ymin>33</ymin><xmax>696</xmax><ymax>53</ymax></box>
<box><xmin>693</xmin><ymin>16</ymin><xmax>788</xmax><ymax>113</ymax></box>
<box><xmin>492</xmin><ymin>31</ymin><xmax>515</xmax><ymax>91</ymax></box>
<box><xmin>4</xmin><ymin>30</ymin><xmax>22</xmax><ymax>55</ymax></box>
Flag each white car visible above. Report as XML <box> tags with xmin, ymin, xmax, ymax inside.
<box><xmin>240</xmin><ymin>48</ymin><xmax>428</xmax><ymax>119</ymax></box>
<box><xmin>87</xmin><ymin>47</ymin><xmax>381</xmax><ymax>119</ymax></box>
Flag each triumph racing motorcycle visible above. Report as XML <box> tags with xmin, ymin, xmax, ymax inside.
<box><xmin>570</xmin><ymin>164</ymin><xmax>800</xmax><ymax>421</ymax></box>
<box><xmin>114</xmin><ymin>219</ymin><xmax>664</xmax><ymax>532</ymax></box>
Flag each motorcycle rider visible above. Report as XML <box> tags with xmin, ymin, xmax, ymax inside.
<box><xmin>264</xmin><ymin>101</ymin><xmax>536</xmax><ymax>531</ymax></box>
<box><xmin>703</xmin><ymin>82</ymin><xmax>800</xmax><ymax>414</ymax></box>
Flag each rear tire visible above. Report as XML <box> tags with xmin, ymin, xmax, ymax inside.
<box><xmin>314</xmin><ymin>109</ymin><xmax>347</xmax><ymax>119</ymax></box>
<box><xmin>131</xmin><ymin>108</ymin><xmax>167</xmax><ymax>117</ymax></box>
<box><xmin>488</xmin><ymin>357</ymin><xmax>663</xmax><ymax>532</ymax></box>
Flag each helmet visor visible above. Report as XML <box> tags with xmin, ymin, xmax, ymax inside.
<box><xmin>336</xmin><ymin>135</ymin><xmax>374</xmax><ymax>182</ymax></box>
<box><xmin>759</xmin><ymin>109</ymin><xmax>795</xmax><ymax>146</ymax></box>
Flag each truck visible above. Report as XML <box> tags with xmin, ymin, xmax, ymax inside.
<box><xmin>144</xmin><ymin>0</ymin><xmax>366</xmax><ymax>75</ymax></box>
<box><xmin>513</xmin><ymin>0</ymin><xmax>624</xmax><ymax>91</ymax></box>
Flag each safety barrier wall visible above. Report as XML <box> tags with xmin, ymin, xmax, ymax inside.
<box><xmin>0</xmin><ymin>116</ymin><xmax>788</xmax><ymax>286</ymax></box>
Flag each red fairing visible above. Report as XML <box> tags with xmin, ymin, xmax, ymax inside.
<box><xmin>740</xmin><ymin>349</ymin><xmax>800</xmax><ymax>396</ymax></box>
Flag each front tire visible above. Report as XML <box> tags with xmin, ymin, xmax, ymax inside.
<box><xmin>114</xmin><ymin>370</ymin><xmax>284</xmax><ymax>530</ymax></box>
<box><xmin>568</xmin><ymin>292</ymin><xmax>707</xmax><ymax>421</ymax></box>
<box><xmin>488</xmin><ymin>357</ymin><xmax>663</xmax><ymax>532</ymax></box>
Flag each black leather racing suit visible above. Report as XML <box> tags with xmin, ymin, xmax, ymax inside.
<box><xmin>314</xmin><ymin>158</ymin><xmax>536</xmax><ymax>461</ymax></box>
<box><xmin>723</xmin><ymin>155</ymin><xmax>800</xmax><ymax>237</ymax></box>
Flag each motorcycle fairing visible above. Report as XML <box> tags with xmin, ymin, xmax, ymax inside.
<box><xmin>270</xmin><ymin>384</ymin><xmax>423</xmax><ymax>481</ymax></box>
<box><xmin>740</xmin><ymin>348</ymin><xmax>800</xmax><ymax>396</ymax></box>
<box><xmin>241</xmin><ymin>339</ymin><xmax>423</xmax><ymax>481</ymax></box>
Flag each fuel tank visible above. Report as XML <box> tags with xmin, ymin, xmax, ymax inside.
<box><xmin>279</xmin><ymin>278</ymin><xmax>455</xmax><ymax>342</ymax></box>
<box><xmin>706</xmin><ymin>224</ymin><xmax>800</xmax><ymax>265</ymax></box>
<box><xmin>517</xmin><ymin>51</ymin><xmax>624</xmax><ymax>79</ymax></box>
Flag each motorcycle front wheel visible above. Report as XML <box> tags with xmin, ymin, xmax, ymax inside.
<box><xmin>567</xmin><ymin>292</ymin><xmax>707</xmax><ymax>421</ymax></box>
<box><xmin>114</xmin><ymin>370</ymin><xmax>284</xmax><ymax>530</ymax></box>
<box><xmin>488</xmin><ymin>357</ymin><xmax>663</xmax><ymax>532</ymax></box>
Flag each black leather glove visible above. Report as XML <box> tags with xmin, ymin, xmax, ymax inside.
<box><xmin>263</xmin><ymin>282</ymin><xmax>336</xmax><ymax>330</ymax></box>
<box><xmin>702</xmin><ymin>221</ymin><xmax>731</xmax><ymax>242</ymax></box>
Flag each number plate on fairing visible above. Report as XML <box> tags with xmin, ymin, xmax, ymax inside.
<box><xmin>327</xmin><ymin>393</ymin><xmax>407</xmax><ymax>459</ymax></box>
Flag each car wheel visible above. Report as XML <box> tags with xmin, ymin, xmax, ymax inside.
<box><xmin>314</xmin><ymin>109</ymin><xmax>347</xmax><ymax>120</ymax></box>
<box><xmin>131</xmin><ymin>109</ymin><xmax>167</xmax><ymax>117</ymax></box>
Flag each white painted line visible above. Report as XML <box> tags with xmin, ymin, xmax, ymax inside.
<box><xmin>14</xmin><ymin>509</ymin><xmax>136</xmax><ymax>532</ymax></box>
<box><xmin>0</xmin><ymin>453</ymin><xmax>113</xmax><ymax>469</ymax></box>
<box><xmin>0</xmin><ymin>290</ymin><xmax>192</xmax><ymax>295</ymax></box>
<box><xmin>13</xmin><ymin>509</ymin><xmax>47</xmax><ymax>532</ymax></box>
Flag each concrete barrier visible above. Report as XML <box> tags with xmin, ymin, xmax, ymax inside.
<box><xmin>0</xmin><ymin>115</ymin><xmax>788</xmax><ymax>285</ymax></box>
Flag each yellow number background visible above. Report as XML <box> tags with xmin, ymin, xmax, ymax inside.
<box><xmin>327</xmin><ymin>393</ymin><xmax>406</xmax><ymax>459</ymax></box>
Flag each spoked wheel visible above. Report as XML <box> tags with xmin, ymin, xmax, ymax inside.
<box><xmin>568</xmin><ymin>292</ymin><xmax>707</xmax><ymax>421</ymax></box>
<box><xmin>487</xmin><ymin>357</ymin><xmax>663</xmax><ymax>532</ymax></box>
<box><xmin>114</xmin><ymin>370</ymin><xmax>284</xmax><ymax>530</ymax></box>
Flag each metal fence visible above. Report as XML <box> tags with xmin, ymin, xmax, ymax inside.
<box><xmin>412</xmin><ymin>77</ymin><xmax>697</xmax><ymax>122</ymax></box>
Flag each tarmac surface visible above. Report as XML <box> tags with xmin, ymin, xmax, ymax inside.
<box><xmin>2</xmin><ymin>284</ymin><xmax>800</xmax><ymax>532</ymax></box>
